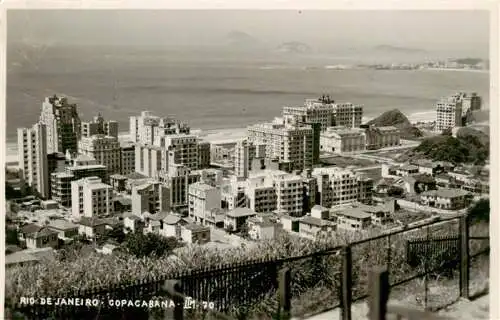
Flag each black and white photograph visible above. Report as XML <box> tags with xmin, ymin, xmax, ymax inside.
<box><xmin>2</xmin><ymin>3</ymin><xmax>495</xmax><ymax>320</ymax></box>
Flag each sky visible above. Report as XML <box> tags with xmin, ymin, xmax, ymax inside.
<box><xmin>6</xmin><ymin>10</ymin><xmax>490</xmax><ymax>57</ymax></box>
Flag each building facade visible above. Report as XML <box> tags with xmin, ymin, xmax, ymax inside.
<box><xmin>17</xmin><ymin>123</ymin><xmax>49</xmax><ymax>198</ymax></box>
<box><xmin>131</xmin><ymin>181</ymin><xmax>170</xmax><ymax>216</ymax></box>
<box><xmin>120</xmin><ymin>142</ymin><xmax>135</xmax><ymax>175</ymax></box>
<box><xmin>78</xmin><ymin>135</ymin><xmax>121</xmax><ymax>175</ymax></box>
<box><xmin>81</xmin><ymin>113</ymin><xmax>118</xmax><ymax>138</ymax></box>
<box><xmin>39</xmin><ymin>95</ymin><xmax>81</xmax><ymax>154</ymax></box>
<box><xmin>129</xmin><ymin>111</ymin><xmax>190</xmax><ymax>146</ymax></box>
<box><xmin>188</xmin><ymin>182</ymin><xmax>221</xmax><ymax>224</ymax></box>
<box><xmin>71</xmin><ymin>177</ymin><xmax>114</xmax><ymax>218</ymax></box>
<box><xmin>333</xmin><ymin>103</ymin><xmax>363</xmax><ymax>128</ymax></box>
<box><xmin>435</xmin><ymin>96</ymin><xmax>463</xmax><ymax>133</ymax></box>
<box><xmin>320</xmin><ymin>126</ymin><xmax>366</xmax><ymax>154</ymax></box>
<box><xmin>364</xmin><ymin>126</ymin><xmax>400</xmax><ymax>150</ymax></box>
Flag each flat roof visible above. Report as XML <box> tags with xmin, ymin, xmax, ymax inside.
<box><xmin>226</xmin><ymin>208</ymin><xmax>258</xmax><ymax>218</ymax></box>
<box><xmin>48</xmin><ymin>219</ymin><xmax>78</xmax><ymax>230</ymax></box>
<box><xmin>300</xmin><ymin>216</ymin><xmax>334</xmax><ymax>227</ymax></box>
<box><xmin>335</xmin><ymin>208</ymin><xmax>372</xmax><ymax>220</ymax></box>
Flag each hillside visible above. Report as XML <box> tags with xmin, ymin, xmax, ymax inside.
<box><xmin>413</xmin><ymin>134</ymin><xmax>489</xmax><ymax>165</ymax></box>
<box><xmin>455</xmin><ymin>126</ymin><xmax>489</xmax><ymax>146</ymax></box>
<box><xmin>365</xmin><ymin>109</ymin><xmax>423</xmax><ymax>139</ymax></box>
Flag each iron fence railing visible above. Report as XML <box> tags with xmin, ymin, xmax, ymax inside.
<box><xmin>7</xmin><ymin>215</ymin><xmax>489</xmax><ymax>320</ymax></box>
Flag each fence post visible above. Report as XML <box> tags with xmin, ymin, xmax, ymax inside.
<box><xmin>368</xmin><ymin>267</ymin><xmax>390</xmax><ymax>320</ymax></box>
<box><xmin>340</xmin><ymin>246</ymin><xmax>352</xmax><ymax>320</ymax></box>
<box><xmin>459</xmin><ymin>215</ymin><xmax>470</xmax><ymax>299</ymax></box>
<box><xmin>162</xmin><ymin>280</ymin><xmax>185</xmax><ymax>320</ymax></box>
<box><xmin>278</xmin><ymin>267</ymin><xmax>291</xmax><ymax>320</ymax></box>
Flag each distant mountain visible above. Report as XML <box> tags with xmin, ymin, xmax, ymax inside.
<box><xmin>373</xmin><ymin>45</ymin><xmax>427</xmax><ymax>54</ymax></box>
<box><xmin>276</xmin><ymin>41</ymin><xmax>312</xmax><ymax>54</ymax></box>
<box><xmin>365</xmin><ymin>109</ymin><xmax>423</xmax><ymax>139</ymax></box>
<box><xmin>450</xmin><ymin>57</ymin><xmax>486</xmax><ymax>66</ymax></box>
<box><xmin>225</xmin><ymin>30</ymin><xmax>261</xmax><ymax>48</ymax></box>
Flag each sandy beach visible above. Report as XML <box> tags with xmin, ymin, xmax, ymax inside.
<box><xmin>5</xmin><ymin>110</ymin><xmax>441</xmax><ymax>165</ymax></box>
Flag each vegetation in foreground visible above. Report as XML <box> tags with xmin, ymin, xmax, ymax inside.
<box><xmin>5</xmin><ymin>200</ymin><xmax>490</xmax><ymax>319</ymax></box>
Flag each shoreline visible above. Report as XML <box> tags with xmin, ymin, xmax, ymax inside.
<box><xmin>4</xmin><ymin>110</ymin><xmax>439</xmax><ymax>164</ymax></box>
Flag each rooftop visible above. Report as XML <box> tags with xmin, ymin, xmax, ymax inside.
<box><xmin>21</xmin><ymin>223</ymin><xmax>43</xmax><ymax>234</ymax></box>
<box><xmin>226</xmin><ymin>208</ymin><xmax>258</xmax><ymax>218</ymax></box>
<box><xmin>334</xmin><ymin>208</ymin><xmax>372</xmax><ymax>220</ymax></box>
<box><xmin>110</xmin><ymin>174</ymin><xmax>128</xmax><ymax>180</ymax></box>
<box><xmin>48</xmin><ymin>219</ymin><xmax>78</xmax><ymax>231</ymax></box>
<box><xmin>26</xmin><ymin>227</ymin><xmax>59</xmax><ymax>238</ymax></box>
<box><xmin>421</xmin><ymin>188</ymin><xmax>471</xmax><ymax>198</ymax></box>
<box><xmin>300</xmin><ymin>216</ymin><xmax>334</xmax><ymax>227</ymax></box>
<box><xmin>189</xmin><ymin>182</ymin><xmax>217</xmax><ymax>192</ymax></box>
<box><xmin>127</xmin><ymin>172</ymin><xmax>148</xmax><ymax>180</ymax></box>
<box><xmin>183</xmin><ymin>223</ymin><xmax>210</xmax><ymax>231</ymax></box>
<box><xmin>78</xmin><ymin>217</ymin><xmax>107</xmax><ymax>227</ymax></box>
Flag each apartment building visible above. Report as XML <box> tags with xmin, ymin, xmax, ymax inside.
<box><xmin>312</xmin><ymin>167</ymin><xmax>366</xmax><ymax>207</ymax></box>
<box><xmin>81</xmin><ymin>113</ymin><xmax>118</xmax><ymax>138</ymax></box>
<box><xmin>332</xmin><ymin>103</ymin><xmax>363</xmax><ymax>128</ymax></box>
<box><xmin>17</xmin><ymin>123</ymin><xmax>49</xmax><ymax>198</ymax></box>
<box><xmin>131</xmin><ymin>181</ymin><xmax>170</xmax><ymax>216</ymax></box>
<box><xmin>364</xmin><ymin>126</ymin><xmax>400</xmax><ymax>150</ymax></box>
<box><xmin>78</xmin><ymin>135</ymin><xmax>121</xmax><ymax>176</ymax></box>
<box><xmin>282</xmin><ymin>96</ymin><xmax>336</xmax><ymax>132</ymax></box>
<box><xmin>234</xmin><ymin>139</ymin><xmax>256</xmax><ymax>178</ymax></box>
<box><xmin>245</xmin><ymin>170</ymin><xmax>304</xmax><ymax>217</ymax></box>
<box><xmin>160</xmin><ymin>164</ymin><xmax>201</xmax><ymax>214</ymax></box>
<box><xmin>50</xmin><ymin>172</ymin><xmax>74</xmax><ymax>207</ymax></box>
<box><xmin>158</xmin><ymin>135</ymin><xmax>200</xmax><ymax>170</ymax></box>
<box><xmin>120</xmin><ymin>141</ymin><xmax>135</xmax><ymax>175</ymax></box>
<box><xmin>71</xmin><ymin>177</ymin><xmax>113</xmax><ymax>218</ymax></box>
<box><xmin>420</xmin><ymin>189</ymin><xmax>473</xmax><ymax>210</ymax></box>
<box><xmin>134</xmin><ymin>144</ymin><xmax>165</xmax><ymax>178</ymax></box>
<box><xmin>197</xmin><ymin>141</ymin><xmax>211</xmax><ymax>169</ymax></box>
<box><xmin>247</xmin><ymin>121</ymin><xmax>315</xmax><ymax>173</ymax></box>
<box><xmin>188</xmin><ymin>182</ymin><xmax>221</xmax><ymax>224</ymax></box>
<box><xmin>39</xmin><ymin>95</ymin><xmax>81</xmax><ymax>154</ymax></box>
<box><xmin>435</xmin><ymin>96</ymin><xmax>463</xmax><ymax>133</ymax></box>
<box><xmin>320</xmin><ymin>126</ymin><xmax>366</xmax><ymax>153</ymax></box>
<box><xmin>129</xmin><ymin>111</ymin><xmax>190</xmax><ymax>145</ymax></box>
<box><xmin>301</xmin><ymin>169</ymin><xmax>317</xmax><ymax>214</ymax></box>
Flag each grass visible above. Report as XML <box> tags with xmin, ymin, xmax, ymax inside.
<box><xmin>5</xmin><ymin>219</ymin><xmax>489</xmax><ymax>320</ymax></box>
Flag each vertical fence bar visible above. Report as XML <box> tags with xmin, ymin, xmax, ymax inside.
<box><xmin>340</xmin><ymin>246</ymin><xmax>352</xmax><ymax>320</ymax></box>
<box><xmin>424</xmin><ymin>226</ymin><xmax>429</xmax><ymax>310</ymax></box>
<box><xmin>278</xmin><ymin>267</ymin><xmax>291</xmax><ymax>320</ymax></box>
<box><xmin>459</xmin><ymin>215</ymin><xmax>470</xmax><ymax>299</ymax></box>
<box><xmin>386</xmin><ymin>234</ymin><xmax>391</xmax><ymax>279</ymax></box>
<box><xmin>368</xmin><ymin>267</ymin><xmax>389</xmax><ymax>320</ymax></box>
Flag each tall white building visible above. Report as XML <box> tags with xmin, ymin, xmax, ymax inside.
<box><xmin>134</xmin><ymin>144</ymin><xmax>166</xmax><ymax>178</ymax></box>
<box><xmin>71</xmin><ymin>177</ymin><xmax>113</xmax><ymax>218</ymax></box>
<box><xmin>39</xmin><ymin>95</ymin><xmax>82</xmax><ymax>154</ymax></box>
<box><xmin>129</xmin><ymin>111</ymin><xmax>190</xmax><ymax>146</ymax></box>
<box><xmin>78</xmin><ymin>135</ymin><xmax>121</xmax><ymax>175</ymax></box>
<box><xmin>247</xmin><ymin>121</ymin><xmax>314</xmax><ymax>173</ymax></box>
<box><xmin>131</xmin><ymin>181</ymin><xmax>170</xmax><ymax>216</ymax></box>
<box><xmin>81</xmin><ymin>113</ymin><xmax>119</xmax><ymax>138</ymax></box>
<box><xmin>435</xmin><ymin>96</ymin><xmax>463</xmax><ymax>133</ymax></box>
<box><xmin>188</xmin><ymin>182</ymin><xmax>221</xmax><ymax>224</ymax></box>
<box><xmin>234</xmin><ymin>139</ymin><xmax>256</xmax><ymax>179</ymax></box>
<box><xmin>282</xmin><ymin>96</ymin><xmax>336</xmax><ymax>132</ymax></box>
<box><xmin>17</xmin><ymin>123</ymin><xmax>49</xmax><ymax>198</ymax></box>
<box><xmin>245</xmin><ymin>170</ymin><xmax>304</xmax><ymax>216</ymax></box>
<box><xmin>312</xmin><ymin>167</ymin><xmax>360</xmax><ymax>207</ymax></box>
<box><xmin>333</xmin><ymin>103</ymin><xmax>363</xmax><ymax>128</ymax></box>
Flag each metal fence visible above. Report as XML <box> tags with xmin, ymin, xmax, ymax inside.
<box><xmin>8</xmin><ymin>215</ymin><xmax>489</xmax><ymax>320</ymax></box>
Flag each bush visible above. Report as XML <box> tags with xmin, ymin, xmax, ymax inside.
<box><xmin>414</xmin><ymin>135</ymin><xmax>489</xmax><ymax>165</ymax></box>
<box><xmin>123</xmin><ymin>232</ymin><xmax>181</xmax><ymax>258</ymax></box>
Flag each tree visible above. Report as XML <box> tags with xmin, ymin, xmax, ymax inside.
<box><xmin>6</xmin><ymin>228</ymin><xmax>20</xmax><ymax>246</ymax></box>
<box><xmin>123</xmin><ymin>232</ymin><xmax>181</xmax><ymax>258</ymax></box>
<box><xmin>468</xmin><ymin>198</ymin><xmax>489</xmax><ymax>224</ymax></box>
<box><xmin>239</xmin><ymin>222</ymin><xmax>250</xmax><ymax>238</ymax></box>
<box><xmin>103</xmin><ymin>227</ymin><xmax>126</xmax><ymax>244</ymax></box>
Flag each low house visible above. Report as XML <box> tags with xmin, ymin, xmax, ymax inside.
<box><xmin>247</xmin><ymin>214</ymin><xmax>280</xmax><ymax>241</ymax></box>
<box><xmin>77</xmin><ymin>217</ymin><xmax>107</xmax><ymax>239</ymax></box>
<box><xmin>24</xmin><ymin>227</ymin><xmax>59</xmax><ymax>249</ymax></box>
<box><xmin>5</xmin><ymin>247</ymin><xmax>55</xmax><ymax>268</ymax></box>
<box><xmin>298</xmin><ymin>216</ymin><xmax>336</xmax><ymax>240</ymax></box>
<box><xmin>47</xmin><ymin>219</ymin><xmax>79</xmax><ymax>242</ymax></box>
<box><xmin>411</xmin><ymin>159</ymin><xmax>446</xmax><ymax>176</ymax></box>
<box><xmin>114</xmin><ymin>197</ymin><xmax>132</xmax><ymax>213</ymax></box>
<box><xmin>435</xmin><ymin>174</ymin><xmax>452</xmax><ymax>188</ymax></box>
<box><xmin>144</xmin><ymin>220</ymin><xmax>161</xmax><ymax>234</ymax></box>
<box><xmin>279</xmin><ymin>215</ymin><xmax>301</xmax><ymax>232</ymax></box>
<box><xmin>395</xmin><ymin>165</ymin><xmax>419</xmax><ymax>177</ymax></box>
<box><xmin>161</xmin><ymin>214</ymin><xmax>184</xmax><ymax>238</ymax></box>
<box><xmin>18</xmin><ymin>223</ymin><xmax>43</xmax><ymax>243</ymax></box>
<box><xmin>123</xmin><ymin>214</ymin><xmax>144</xmax><ymax>234</ymax></box>
<box><xmin>333</xmin><ymin>208</ymin><xmax>372</xmax><ymax>231</ymax></box>
<box><xmin>420</xmin><ymin>189</ymin><xmax>473</xmax><ymax>210</ymax></box>
<box><xmin>180</xmin><ymin>223</ymin><xmax>211</xmax><ymax>244</ymax></box>
<box><xmin>394</xmin><ymin>174</ymin><xmax>437</xmax><ymax>195</ymax></box>
<box><xmin>225</xmin><ymin>208</ymin><xmax>258</xmax><ymax>232</ymax></box>
<box><xmin>41</xmin><ymin>200</ymin><xmax>59</xmax><ymax>210</ymax></box>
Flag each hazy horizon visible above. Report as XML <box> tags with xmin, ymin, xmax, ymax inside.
<box><xmin>7</xmin><ymin>10</ymin><xmax>490</xmax><ymax>59</ymax></box>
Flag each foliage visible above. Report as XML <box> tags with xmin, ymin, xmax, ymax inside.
<box><xmin>102</xmin><ymin>227</ymin><xmax>126</xmax><ymax>244</ymax></box>
<box><xmin>468</xmin><ymin>199</ymin><xmax>489</xmax><ymax>224</ymax></box>
<box><xmin>414</xmin><ymin>135</ymin><xmax>489</xmax><ymax>165</ymax></box>
<box><xmin>6</xmin><ymin>228</ymin><xmax>20</xmax><ymax>246</ymax></box>
<box><xmin>5</xmin><ymin>183</ymin><xmax>23</xmax><ymax>200</ymax></box>
<box><xmin>123</xmin><ymin>231</ymin><xmax>181</xmax><ymax>258</ymax></box>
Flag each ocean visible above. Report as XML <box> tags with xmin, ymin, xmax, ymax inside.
<box><xmin>6</xmin><ymin>45</ymin><xmax>490</xmax><ymax>146</ymax></box>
